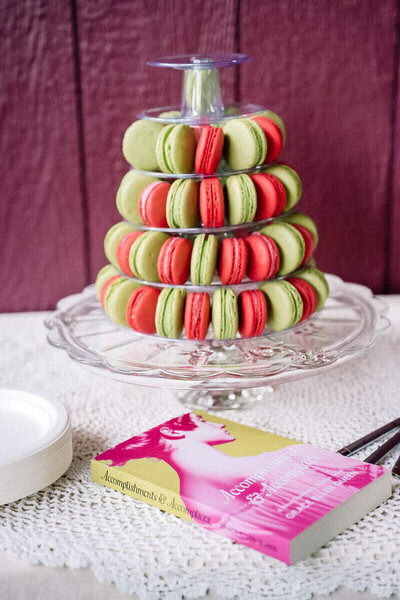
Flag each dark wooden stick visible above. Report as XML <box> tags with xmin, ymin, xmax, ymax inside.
<box><xmin>391</xmin><ymin>454</ymin><xmax>400</xmax><ymax>477</ymax></box>
<box><xmin>337</xmin><ymin>418</ymin><xmax>400</xmax><ymax>456</ymax></box>
<box><xmin>364</xmin><ymin>431</ymin><xmax>400</xmax><ymax>465</ymax></box>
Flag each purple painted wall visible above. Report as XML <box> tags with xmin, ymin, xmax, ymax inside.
<box><xmin>1</xmin><ymin>0</ymin><xmax>399</xmax><ymax>311</ymax></box>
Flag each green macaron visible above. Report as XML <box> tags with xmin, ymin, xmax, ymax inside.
<box><xmin>104</xmin><ymin>222</ymin><xmax>137</xmax><ymax>267</ymax></box>
<box><xmin>156</xmin><ymin>124</ymin><xmax>197</xmax><ymax>174</ymax></box>
<box><xmin>225</xmin><ymin>174</ymin><xmax>257</xmax><ymax>225</ymax></box>
<box><xmin>166</xmin><ymin>179</ymin><xmax>199</xmax><ymax>228</ymax></box>
<box><xmin>190</xmin><ymin>234</ymin><xmax>218</xmax><ymax>285</ymax></box>
<box><xmin>264</xmin><ymin>164</ymin><xmax>302</xmax><ymax>212</ymax></box>
<box><xmin>103</xmin><ymin>277</ymin><xmax>140</xmax><ymax>327</ymax></box>
<box><xmin>212</xmin><ymin>288</ymin><xmax>238</xmax><ymax>340</ymax></box>
<box><xmin>158</xmin><ymin>110</ymin><xmax>181</xmax><ymax>120</ymax></box>
<box><xmin>122</xmin><ymin>120</ymin><xmax>164</xmax><ymax>171</ymax></box>
<box><xmin>129</xmin><ymin>231</ymin><xmax>169</xmax><ymax>282</ymax></box>
<box><xmin>155</xmin><ymin>287</ymin><xmax>186</xmax><ymax>338</ymax></box>
<box><xmin>296</xmin><ymin>268</ymin><xmax>329</xmax><ymax>311</ymax></box>
<box><xmin>261</xmin><ymin>222</ymin><xmax>305</xmax><ymax>276</ymax></box>
<box><xmin>282</xmin><ymin>212</ymin><xmax>319</xmax><ymax>247</ymax></box>
<box><xmin>260</xmin><ymin>280</ymin><xmax>303</xmax><ymax>331</ymax></box>
<box><xmin>253</xmin><ymin>110</ymin><xmax>286</xmax><ymax>145</ymax></box>
<box><xmin>307</xmin><ymin>256</ymin><xmax>317</xmax><ymax>268</ymax></box>
<box><xmin>95</xmin><ymin>264</ymin><xmax>119</xmax><ymax>300</ymax></box>
<box><xmin>223</xmin><ymin>118</ymin><xmax>267</xmax><ymax>170</ymax></box>
<box><xmin>116</xmin><ymin>172</ymin><xmax>159</xmax><ymax>224</ymax></box>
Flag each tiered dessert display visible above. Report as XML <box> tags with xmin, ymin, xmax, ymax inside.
<box><xmin>46</xmin><ymin>54</ymin><xmax>388</xmax><ymax>409</ymax></box>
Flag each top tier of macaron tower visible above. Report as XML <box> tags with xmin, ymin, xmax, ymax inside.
<box><xmin>97</xmin><ymin>53</ymin><xmax>329</xmax><ymax>341</ymax></box>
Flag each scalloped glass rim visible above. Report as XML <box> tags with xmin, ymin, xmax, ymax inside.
<box><xmin>45</xmin><ymin>275</ymin><xmax>390</xmax><ymax>389</ymax></box>
<box><xmin>113</xmin><ymin>261</ymin><xmax>312</xmax><ymax>292</ymax></box>
<box><xmin>147</xmin><ymin>53</ymin><xmax>251</xmax><ymax>70</ymax></box>
<box><xmin>137</xmin><ymin>103</ymin><xmax>265</xmax><ymax>125</ymax></box>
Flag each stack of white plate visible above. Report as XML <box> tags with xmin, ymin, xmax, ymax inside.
<box><xmin>0</xmin><ymin>389</ymin><xmax>72</xmax><ymax>505</ymax></box>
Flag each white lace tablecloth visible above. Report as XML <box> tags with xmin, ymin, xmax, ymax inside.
<box><xmin>1</xmin><ymin>298</ymin><xmax>400</xmax><ymax>600</ymax></box>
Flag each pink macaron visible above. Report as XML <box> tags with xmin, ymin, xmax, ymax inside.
<box><xmin>238</xmin><ymin>289</ymin><xmax>267</xmax><ymax>337</ymax></box>
<box><xmin>195</xmin><ymin>126</ymin><xmax>224</xmax><ymax>174</ymax></box>
<box><xmin>157</xmin><ymin>237</ymin><xmax>192</xmax><ymax>285</ymax></box>
<box><xmin>287</xmin><ymin>277</ymin><xmax>317</xmax><ymax>322</ymax></box>
<box><xmin>139</xmin><ymin>181</ymin><xmax>170</xmax><ymax>227</ymax></box>
<box><xmin>250</xmin><ymin>173</ymin><xmax>286</xmax><ymax>220</ymax></box>
<box><xmin>246</xmin><ymin>233</ymin><xmax>280</xmax><ymax>281</ymax></box>
<box><xmin>218</xmin><ymin>238</ymin><xmax>248</xmax><ymax>285</ymax></box>
<box><xmin>251</xmin><ymin>116</ymin><xmax>283</xmax><ymax>163</ymax></box>
<box><xmin>184</xmin><ymin>292</ymin><xmax>211</xmax><ymax>340</ymax></box>
<box><xmin>291</xmin><ymin>224</ymin><xmax>315</xmax><ymax>265</ymax></box>
<box><xmin>116</xmin><ymin>231</ymin><xmax>142</xmax><ymax>276</ymax></box>
<box><xmin>126</xmin><ymin>286</ymin><xmax>160</xmax><ymax>333</ymax></box>
<box><xmin>199</xmin><ymin>178</ymin><xmax>225</xmax><ymax>227</ymax></box>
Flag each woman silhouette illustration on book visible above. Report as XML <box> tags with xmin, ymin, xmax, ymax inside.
<box><xmin>96</xmin><ymin>413</ymin><xmax>384</xmax><ymax>560</ymax></box>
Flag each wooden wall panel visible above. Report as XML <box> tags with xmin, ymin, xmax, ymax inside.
<box><xmin>1</xmin><ymin>0</ymin><xmax>398</xmax><ymax>311</ymax></box>
<box><xmin>389</xmin><ymin>25</ymin><xmax>400</xmax><ymax>293</ymax></box>
<box><xmin>0</xmin><ymin>0</ymin><xmax>86</xmax><ymax>311</ymax></box>
<box><xmin>240</xmin><ymin>0</ymin><xmax>397</xmax><ymax>292</ymax></box>
<box><xmin>75</xmin><ymin>0</ymin><xmax>238</xmax><ymax>282</ymax></box>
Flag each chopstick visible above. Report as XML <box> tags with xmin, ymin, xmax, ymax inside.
<box><xmin>337</xmin><ymin>417</ymin><xmax>400</xmax><ymax>475</ymax></box>
<box><xmin>337</xmin><ymin>418</ymin><xmax>400</xmax><ymax>456</ymax></box>
<box><xmin>392</xmin><ymin>454</ymin><xmax>400</xmax><ymax>477</ymax></box>
<box><xmin>364</xmin><ymin>430</ymin><xmax>400</xmax><ymax>465</ymax></box>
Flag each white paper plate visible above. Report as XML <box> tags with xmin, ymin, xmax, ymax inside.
<box><xmin>0</xmin><ymin>389</ymin><xmax>72</xmax><ymax>505</ymax></box>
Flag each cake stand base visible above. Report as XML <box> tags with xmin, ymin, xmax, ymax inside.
<box><xmin>177</xmin><ymin>386</ymin><xmax>273</xmax><ymax>410</ymax></box>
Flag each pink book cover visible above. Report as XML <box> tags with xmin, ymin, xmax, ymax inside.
<box><xmin>91</xmin><ymin>411</ymin><xmax>392</xmax><ymax>564</ymax></box>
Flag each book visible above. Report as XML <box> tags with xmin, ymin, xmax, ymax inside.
<box><xmin>91</xmin><ymin>411</ymin><xmax>392</xmax><ymax>564</ymax></box>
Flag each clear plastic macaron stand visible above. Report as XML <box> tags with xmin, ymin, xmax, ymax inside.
<box><xmin>45</xmin><ymin>54</ymin><xmax>389</xmax><ymax>410</ymax></box>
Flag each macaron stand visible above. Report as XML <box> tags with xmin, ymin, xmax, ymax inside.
<box><xmin>45</xmin><ymin>54</ymin><xmax>388</xmax><ymax>410</ymax></box>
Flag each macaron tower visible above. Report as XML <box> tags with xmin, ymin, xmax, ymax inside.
<box><xmin>97</xmin><ymin>54</ymin><xmax>329</xmax><ymax>340</ymax></box>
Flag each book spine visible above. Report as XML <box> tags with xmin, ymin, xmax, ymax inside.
<box><xmin>91</xmin><ymin>460</ymin><xmax>192</xmax><ymax>522</ymax></box>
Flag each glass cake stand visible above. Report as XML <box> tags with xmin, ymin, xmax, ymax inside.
<box><xmin>45</xmin><ymin>275</ymin><xmax>389</xmax><ymax>410</ymax></box>
<box><xmin>46</xmin><ymin>54</ymin><xmax>390</xmax><ymax>409</ymax></box>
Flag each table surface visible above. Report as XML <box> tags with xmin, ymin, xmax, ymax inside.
<box><xmin>0</xmin><ymin>297</ymin><xmax>399</xmax><ymax>600</ymax></box>
<box><xmin>0</xmin><ymin>550</ymin><xmax>387</xmax><ymax>600</ymax></box>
